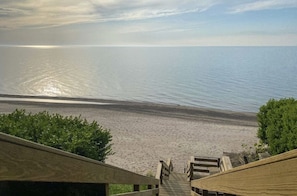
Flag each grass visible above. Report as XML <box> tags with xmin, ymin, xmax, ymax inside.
<box><xmin>109</xmin><ymin>184</ymin><xmax>149</xmax><ymax>195</ymax></box>
<box><xmin>109</xmin><ymin>184</ymin><xmax>133</xmax><ymax>195</ymax></box>
<box><xmin>109</xmin><ymin>171</ymin><xmax>155</xmax><ymax>195</ymax></box>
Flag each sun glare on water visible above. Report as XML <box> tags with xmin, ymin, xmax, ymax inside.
<box><xmin>42</xmin><ymin>82</ymin><xmax>63</xmax><ymax>96</ymax></box>
<box><xmin>19</xmin><ymin>45</ymin><xmax>60</xmax><ymax>49</ymax></box>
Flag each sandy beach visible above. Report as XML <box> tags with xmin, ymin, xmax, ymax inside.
<box><xmin>0</xmin><ymin>95</ymin><xmax>258</xmax><ymax>175</ymax></box>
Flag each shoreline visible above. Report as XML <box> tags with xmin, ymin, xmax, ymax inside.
<box><xmin>0</xmin><ymin>94</ymin><xmax>257</xmax><ymax>126</ymax></box>
<box><xmin>0</xmin><ymin>94</ymin><xmax>259</xmax><ymax>174</ymax></box>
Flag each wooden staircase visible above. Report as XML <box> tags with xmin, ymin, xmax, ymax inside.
<box><xmin>187</xmin><ymin>156</ymin><xmax>221</xmax><ymax>181</ymax></box>
<box><xmin>156</xmin><ymin>156</ymin><xmax>222</xmax><ymax>196</ymax></box>
<box><xmin>156</xmin><ymin>159</ymin><xmax>191</xmax><ymax>196</ymax></box>
<box><xmin>159</xmin><ymin>172</ymin><xmax>191</xmax><ymax>196</ymax></box>
<box><xmin>2</xmin><ymin>131</ymin><xmax>297</xmax><ymax>196</ymax></box>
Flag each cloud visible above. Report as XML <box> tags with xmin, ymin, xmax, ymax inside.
<box><xmin>229</xmin><ymin>0</ymin><xmax>297</xmax><ymax>13</ymax></box>
<box><xmin>0</xmin><ymin>0</ymin><xmax>218</xmax><ymax>29</ymax></box>
<box><xmin>0</xmin><ymin>7</ymin><xmax>28</xmax><ymax>17</ymax></box>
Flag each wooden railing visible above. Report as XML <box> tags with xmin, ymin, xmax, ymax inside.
<box><xmin>186</xmin><ymin>156</ymin><xmax>221</xmax><ymax>181</ymax></box>
<box><xmin>0</xmin><ymin>132</ymin><xmax>159</xmax><ymax>196</ymax></box>
<box><xmin>191</xmin><ymin>149</ymin><xmax>297</xmax><ymax>195</ymax></box>
<box><xmin>155</xmin><ymin>158</ymin><xmax>173</xmax><ymax>184</ymax></box>
<box><xmin>219</xmin><ymin>156</ymin><xmax>233</xmax><ymax>172</ymax></box>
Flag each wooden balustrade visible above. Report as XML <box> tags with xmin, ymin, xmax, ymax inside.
<box><xmin>0</xmin><ymin>132</ymin><xmax>159</xmax><ymax>196</ymax></box>
<box><xmin>186</xmin><ymin>160</ymin><xmax>194</xmax><ymax>181</ymax></box>
<box><xmin>191</xmin><ymin>149</ymin><xmax>297</xmax><ymax>195</ymax></box>
<box><xmin>186</xmin><ymin>156</ymin><xmax>221</xmax><ymax>182</ymax></box>
<box><xmin>155</xmin><ymin>158</ymin><xmax>173</xmax><ymax>184</ymax></box>
<box><xmin>4</xmin><ymin>130</ymin><xmax>296</xmax><ymax>196</ymax></box>
<box><xmin>219</xmin><ymin>156</ymin><xmax>233</xmax><ymax>172</ymax></box>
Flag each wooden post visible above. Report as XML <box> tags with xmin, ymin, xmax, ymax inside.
<box><xmin>190</xmin><ymin>162</ymin><xmax>194</xmax><ymax>181</ymax></box>
<box><xmin>243</xmin><ymin>156</ymin><xmax>248</xmax><ymax>164</ymax></box>
<box><xmin>105</xmin><ymin>183</ymin><xmax>109</xmax><ymax>196</ymax></box>
<box><xmin>156</xmin><ymin>163</ymin><xmax>163</xmax><ymax>184</ymax></box>
<box><xmin>155</xmin><ymin>184</ymin><xmax>159</xmax><ymax>196</ymax></box>
<box><xmin>159</xmin><ymin>160</ymin><xmax>164</xmax><ymax>184</ymax></box>
<box><xmin>202</xmin><ymin>189</ymin><xmax>208</xmax><ymax>196</ymax></box>
<box><xmin>133</xmin><ymin>184</ymin><xmax>140</xmax><ymax>192</ymax></box>
<box><xmin>220</xmin><ymin>156</ymin><xmax>233</xmax><ymax>172</ymax></box>
<box><xmin>193</xmin><ymin>187</ymin><xmax>199</xmax><ymax>193</ymax></box>
<box><xmin>217</xmin><ymin>158</ymin><xmax>220</xmax><ymax>168</ymax></box>
<box><xmin>166</xmin><ymin>158</ymin><xmax>173</xmax><ymax>173</ymax></box>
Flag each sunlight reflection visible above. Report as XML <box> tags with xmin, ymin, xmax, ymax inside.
<box><xmin>42</xmin><ymin>82</ymin><xmax>62</xmax><ymax>96</ymax></box>
<box><xmin>18</xmin><ymin>45</ymin><xmax>60</xmax><ymax>49</ymax></box>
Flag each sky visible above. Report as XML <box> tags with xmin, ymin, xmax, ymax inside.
<box><xmin>0</xmin><ymin>0</ymin><xmax>297</xmax><ymax>46</ymax></box>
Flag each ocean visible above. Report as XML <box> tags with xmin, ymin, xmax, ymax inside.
<box><xmin>0</xmin><ymin>46</ymin><xmax>296</xmax><ymax>112</ymax></box>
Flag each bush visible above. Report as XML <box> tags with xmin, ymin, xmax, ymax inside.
<box><xmin>257</xmin><ymin>98</ymin><xmax>297</xmax><ymax>155</ymax></box>
<box><xmin>0</xmin><ymin>109</ymin><xmax>113</xmax><ymax>162</ymax></box>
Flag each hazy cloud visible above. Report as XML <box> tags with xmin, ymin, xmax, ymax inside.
<box><xmin>0</xmin><ymin>0</ymin><xmax>218</xmax><ymax>29</ymax></box>
<box><xmin>230</xmin><ymin>0</ymin><xmax>297</xmax><ymax>13</ymax></box>
<box><xmin>1</xmin><ymin>0</ymin><xmax>296</xmax><ymax>46</ymax></box>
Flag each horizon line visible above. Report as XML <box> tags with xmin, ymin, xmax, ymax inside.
<box><xmin>1</xmin><ymin>44</ymin><xmax>297</xmax><ymax>48</ymax></box>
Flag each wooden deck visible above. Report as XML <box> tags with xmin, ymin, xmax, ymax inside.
<box><xmin>2</xmin><ymin>131</ymin><xmax>297</xmax><ymax>195</ymax></box>
<box><xmin>159</xmin><ymin>172</ymin><xmax>191</xmax><ymax>196</ymax></box>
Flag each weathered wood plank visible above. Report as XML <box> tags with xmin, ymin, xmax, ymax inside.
<box><xmin>193</xmin><ymin>157</ymin><xmax>219</xmax><ymax>163</ymax></box>
<box><xmin>191</xmin><ymin>149</ymin><xmax>297</xmax><ymax>195</ymax></box>
<box><xmin>155</xmin><ymin>162</ymin><xmax>163</xmax><ymax>180</ymax></box>
<box><xmin>166</xmin><ymin>158</ymin><xmax>173</xmax><ymax>173</ymax></box>
<box><xmin>159</xmin><ymin>172</ymin><xmax>191</xmax><ymax>196</ymax></box>
<box><xmin>193</xmin><ymin>168</ymin><xmax>209</xmax><ymax>173</ymax></box>
<box><xmin>0</xmin><ymin>133</ymin><xmax>158</xmax><ymax>186</ymax></box>
<box><xmin>187</xmin><ymin>161</ymin><xmax>194</xmax><ymax>181</ymax></box>
<box><xmin>161</xmin><ymin>161</ymin><xmax>170</xmax><ymax>176</ymax></box>
<box><xmin>162</xmin><ymin>168</ymin><xmax>169</xmax><ymax>176</ymax></box>
<box><xmin>220</xmin><ymin>156</ymin><xmax>233</xmax><ymax>172</ymax></box>
<box><xmin>193</xmin><ymin>163</ymin><xmax>219</xmax><ymax>168</ymax></box>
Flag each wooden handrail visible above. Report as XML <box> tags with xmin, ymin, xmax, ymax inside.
<box><xmin>186</xmin><ymin>156</ymin><xmax>221</xmax><ymax>182</ymax></box>
<box><xmin>186</xmin><ymin>160</ymin><xmax>194</xmax><ymax>181</ymax></box>
<box><xmin>219</xmin><ymin>156</ymin><xmax>233</xmax><ymax>172</ymax></box>
<box><xmin>191</xmin><ymin>149</ymin><xmax>297</xmax><ymax>195</ymax></box>
<box><xmin>155</xmin><ymin>158</ymin><xmax>173</xmax><ymax>184</ymax></box>
<box><xmin>166</xmin><ymin>158</ymin><xmax>173</xmax><ymax>173</ymax></box>
<box><xmin>0</xmin><ymin>132</ymin><xmax>159</xmax><ymax>195</ymax></box>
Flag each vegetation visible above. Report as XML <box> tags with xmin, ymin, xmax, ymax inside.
<box><xmin>257</xmin><ymin>98</ymin><xmax>297</xmax><ymax>155</ymax></box>
<box><xmin>109</xmin><ymin>171</ymin><xmax>154</xmax><ymax>194</ymax></box>
<box><xmin>0</xmin><ymin>109</ymin><xmax>113</xmax><ymax>162</ymax></box>
<box><xmin>109</xmin><ymin>184</ymin><xmax>150</xmax><ymax>195</ymax></box>
<box><xmin>109</xmin><ymin>184</ymin><xmax>133</xmax><ymax>195</ymax></box>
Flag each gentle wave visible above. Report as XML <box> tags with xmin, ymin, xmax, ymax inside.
<box><xmin>0</xmin><ymin>46</ymin><xmax>297</xmax><ymax>112</ymax></box>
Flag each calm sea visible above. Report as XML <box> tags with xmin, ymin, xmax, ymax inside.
<box><xmin>0</xmin><ymin>46</ymin><xmax>296</xmax><ymax>112</ymax></box>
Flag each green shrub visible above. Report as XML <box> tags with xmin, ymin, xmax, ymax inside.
<box><xmin>0</xmin><ymin>109</ymin><xmax>113</xmax><ymax>162</ymax></box>
<box><xmin>109</xmin><ymin>184</ymin><xmax>133</xmax><ymax>195</ymax></box>
<box><xmin>257</xmin><ymin>98</ymin><xmax>297</xmax><ymax>155</ymax></box>
<box><xmin>109</xmin><ymin>184</ymin><xmax>149</xmax><ymax>195</ymax></box>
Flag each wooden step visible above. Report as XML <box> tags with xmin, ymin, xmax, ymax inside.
<box><xmin>193</xmin><ymin>168</ymin><xmax>210</xmax><ymax>173</ymax></box>
<box><xmin>193</xmin><ymin>156</ymin><xmax>220</xmax><ymax>163</ymax></box>
<box><xmin>193</xmin><ymin>162</ymin><xmax>219</xmax><ymax>168</ymax></box>
<box><xmin>159</xmin><ymin>172</ymin><xmax>191</xmax><ymax>196</ymax></box>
